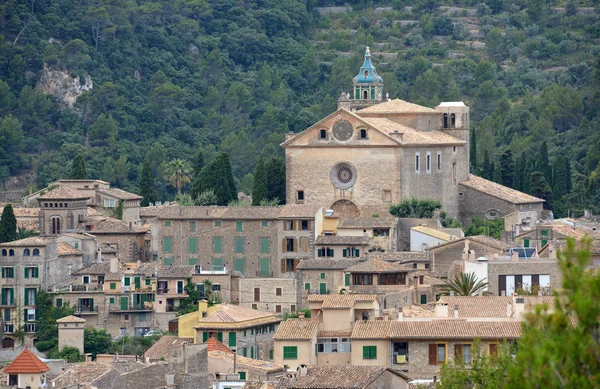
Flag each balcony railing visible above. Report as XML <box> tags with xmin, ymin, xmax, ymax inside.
<box><xmin>109</xmin><ymin>304</ymin><xmax>153</xmax><ymax>312</ymax></box>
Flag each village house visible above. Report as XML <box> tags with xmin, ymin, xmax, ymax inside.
<box><xmin>314</xmin><ymin>235</ymin><xmax>370</xmax><ymax>261</ymax></box>
<box><xmin>239</xmin><ymin>277</ymin><xmax>299</xmax><ymax>314</ymax></box>
<box><xmin>344</xmin><ymin>257</ymin><xmax>415</xmax><ymax>300</ymax></box>
<box><xmin>409</xmin><ymin>226</ymin><xmax>463</xmax><ymax>252</ymax></box>
<box><xmin>296</xmin><ymin>260</ymin><xmax>357</xmax><ymax>306</ymax></box>
<box><xmin>514</xmin><ymin>219</ymin><xmax>600</xmax><ymax>252</ymax></box>
<box><xmin>336</xmin><ymin>217</ymin><xmax>398</xmax><ymax>252</ymax></box>
<box><xmin>2</xmin><ymin>346</ymin><xmax>50</xmax><ymax>388</ymax></box>
<box><xmin>282</xmin><ymin>365</ymin><xmax>410</xmax><ymax>389</ymax></box>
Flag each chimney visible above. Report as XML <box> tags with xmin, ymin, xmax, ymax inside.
<box><xmin>110</xmin><ymin>257</ymin><xmax>118</xmax><ymax>273</ymax></box>
<box><xmin>298</xmin><ymin>311</ymin><xmax>305</xmax><ymax>328</ymax></box>
<box><xmin>434</xmin><ymin>303</ymin><xmax>449</xmax><ymax>317</ymax></box>
<box><xmin>285</xmin><ymin>132</ymin><xmax>296</xmax><ymax>141</ymax></box>
<box><xmin>85</xmin><ymin>353</ymin><xmax>93</xmax><ymax>362</ymax></box>
<box><xmin>453</xmin><ymin>305</ymin><xmax>459</xmax><ymax>318</ymax></box>
<box><xmin>145</xmin><ymin>357</ymin><xmax>150</xmax><ymax>366</ymax></box>
<box><xmin>513</xmin><ymin>296</ymin><xmax>525</xmax><ymax>320</ymax></box>
<box><xmin>511</xmin><ymin>251</ymin><xmax>519</xmax><ymax>262</ymax></box>
<box><xmin>165</xmin><ymin>374</ymin><xmax>175</xmax><ymax>389</ymax></box>
<box><xmin>298</xmin><ymin>364</ymin><xmax>308</xmax><ymax>377</ymax></box>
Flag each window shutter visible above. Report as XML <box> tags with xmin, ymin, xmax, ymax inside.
<box><xmin>362</xmin><ymin>346</ymin><xmax>369</xmax><ymax>359</ymax></box>
<box><xmin>90</xmin><ymin>299</ymin><xmax>94</xmax><ymax>311</ymax></box>
<box><xmin>203</xmin><ymin>332</ymin><xmax>209</xmax><ymax>342</ymax></box>
<box><xmin>282</xmin><ymin>238</ymin><xmax>287</xmax><ymax>253</ymax></box>
<box><xmin>355</xmin><ymin>249</ymin><xmax>360</xmax><ymax>257</ymax></box>
<box><xmin>301</xmin><ymin>237</ymin><xmax>308</xmax><ymax>252</ymax></box>
<box><xmin>24</xmin><ymin>268</ymin><xmax>28</xmax><ymax>278</ymax></box>
<box><xmin>1</xmin><ymin>289</ymin><xmax>4</xmax><ymax>305</ymax></box>
<box><xmin>293</xmin><ymin>258</ymin><xmax>300</xmax><ymax>272</ymax></box>
<box><xmin>343</xmin><ymin>249</ymin><xmax>348</xmax><ymax>257</ymax></box>
<box><xmin>308</xmin><ymin>220</ymin><xmax>313</xmax><ymax>230</ymax></box>
<box><xmin>1</xmin><ymin>268</ymin><xmax>3</xmax><ymax>278</ymax></box>
<box><xmin>292</xmin><ymin>220</ymin><xmax>297</xmax><ymax>231</ymax></box>
<box><xmin>293</xmin><ymin>238</ymin><xmax>298</xmax><ymax>252</ymax></box>
<box><xmin>345</xmin><ymin>274</ymin><xmax>350</xmax><ymax>286</ymax></box>
<box><xmin>229</xmin><ymin>332</ymin><xmax>237</xmax><ymax>347</ymax></box>
<box><xmin>217</xmin><ymin>332</ymin><xmax>223</xmax><ymax>342</ymax></box>
<box><xmin>455</xmin><ymin>344</ymin><xmax>463</xmax><ymax>364</ymax></box>
<box><xmin>34</xmin><ymin>267</ymin><xmax>39</xmax><ymax>278</ymax></box>
<box><xmin>428</xmin><ymin>344</ymin><xmax>438</xmax><ymax>365</ymax></box>
<box><xmin>24</xmin><ymin>309</ymin><xmax>28</xmax><ymax>322</ymax></box>
<box><xmin>24</xmin><ymin>289</ymin><xmax>29</xmax><ymax>306</ymax></box>
<box><xmin>281</xmin><ymin>258</ymin><xmax>286</xmax><ymax>273</ymax></box>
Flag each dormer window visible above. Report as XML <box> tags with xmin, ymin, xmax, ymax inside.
<box><xmin>319</xmin><ymin>129</ymin><xmax>327</xmax><ymax>139</ymax></box>
<box><xmin>359</xmin><ymin>129</ymin><xmax>368</xmax><ymax>139</ymax></box>
<box><xmin>364</xmin><ymin>70</ymin><xmax>369</xmax><ymax>78</ymax></box>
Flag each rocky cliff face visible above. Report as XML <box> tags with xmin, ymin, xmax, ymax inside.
<box><xmin>37</xmin><ymin>64</ymin><xmax>93</xmax><ymax>108</ymax></box>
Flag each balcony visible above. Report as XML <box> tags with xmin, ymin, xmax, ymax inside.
<box><xmin>195</xmin><ymin>265</ymin><xmax>228</xmax><ymax>275</ymax></box>
<box><xmin>255</xmin><ymin>270</ymin><xmax>273</xmax><ymax>278</ymax></box>
<box><xmin>109</xmin><ymin>304</ymin><xmax>153</xmax><ymax>312</ymax></box>
<box><xmin>76</xmin><ymin>306</ymin><xmax>99</xmax><ymax>315</ymax></box>
<box><xmin>71</xmin><ymin>284</ymin><xmax>104</xmax><ymax>292</ymax></box>
<box><xmin>0</xmin><ymin>301</ymin><xmax>15</xmax><ymax>307</ymax></box>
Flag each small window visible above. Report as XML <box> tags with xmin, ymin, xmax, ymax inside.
<box><xmin>301</xmin><ymin>220</ymin><xmax>309</xmax><ymax>230</ymax></box>
<box><xmin>359</xmin><ymin>129</ymin><xmax>368</xmax><ymax>139</ymax></box>
<box><xmin>23</xmin><ymin>249</ymin><xmax>30</xmax><ymax>256</ymax></box>
<box><xmin>363</xmin><ymin>89</ymin><xmax>368</xmax><ymax>100</ymax></box>
<box><xmin>364</xmin><ymin>69</ymin><xmax>369</xmax><ymax>78</ymax></box>
<box><xmin>82</xmin><ymin>276</ymin><xmax>90</xmax><ymax>284</ymax></box>
<box><xmin>189</xmin><ymin>221</ymin><xmax>196</xmax><ymax>232</ymax></box>
<box><xmin>276</xmin><ymin>287</ymin><xmax>282</xmax><ymax>296</ymax></box>
<box><xmin>320</xmin><ymin>272</ymin><xmax>326</xmax><ymax>279</ymax></box>
<box><xmin>104</xmin><ymin>199</ymin><xmax>117</xmax><ymax>208</ymax></box>
<box><xmin>437</xmin><ymin>152</ymin><xmax>442</xmax><ymax>170</ymax></box>
<box><xmin>283</xmin><ymin>346</ymin><xmax>298</xmax><ymax>360</ymax></box>
<box><xmin>415</xmin><ymin>152</ymin><xmax>420</xmax><ymax>172</ymax></box>
<box><xmin>236</xmin><ymin>221</ymin><xmax>243</xmax><ymax>232</ymax></box>
<box><xmin>363</xmin><ymin>346</ymin><xmax>377</xmax><ymax>359</ymax></box>
<box><xmin>453</xmin><ymin>146</ymin><xmax>457</xmax><ymax>153</ymax></box>
<box><xmin>382</xmin><ymin>190</ymin><xmax>392</xmax><ymax>202</ymax></box>
<box><xmin>450</xmin><ymin>113</ymin><xmax>456</xmax><ymax>128</ymax></box>
<box><xmin>297</xmin><ymin>190</ymin><xmax>304</xmax><ymax>201</ymax></box>
<box><xmin>252</xmin><ymin>304</ymin><xmax>257</xmax><ymax>310</ymax></box>
<box><xmin>261</xmin><ymin>221</ymin><xmax>269</xmax><ymax>227</ymax></box>
<box><xmin>215</xmin><ymin>221</ymin><xmax>221</xmax><ymax>227</ymax></box>
<box><xmin>164</xmin><ymin>221</ymin><xmax>172</xmax><ymax>227</ymax></box>
<box><xmin>426</xmin><ymin>152</ymin><xmax>431</xmax><ymax>173</ymax></box>
<box><xmin>319</xmin><ymin>129</ymin><xmax>327</xmax><ymax>139</ymax></box>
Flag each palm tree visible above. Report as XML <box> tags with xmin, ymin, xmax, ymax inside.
<box><xmin>16</xmin><ymin>227</ymin><xmax>38</xmax><ymax>239</ymax></box>
<box><xmin>164</xmin><ymin>159</ymin><xmax>192</xmax><ymax>195</ymax></box>
<box><xmin>443</xmin><ymin>272</ymin><xmax>491</xmax><ymax>296</ymax></box>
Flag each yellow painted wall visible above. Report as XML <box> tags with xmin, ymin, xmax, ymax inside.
<box><xmin>351</xmin><ymin>339</ymin><xmax>389</xmax><ymax>367</ymax></box>
<box><xmin>178</xmin><ymin>301</ymin><xmax>217</xmax><ymax>341</ymax></box>
<box><xmin>317</xmin><ymin>351</ymin><xmax>352</xmax><ymax>366</ymax></box>
<box><xmin>274</xmin><ymin>339</ymin><xmax>316</xmax><ymax>370</ymax></box>
<box><xmin>321</xmin><ymin>309</ymin><xmax>353</xmax><ymax>331</ymax></box>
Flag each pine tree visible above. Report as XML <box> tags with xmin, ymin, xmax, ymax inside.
<box><xmin>139</xmin><ymin>161</ymin><xmax>157</xmax><ymax>207</ymax></box>
<box><xmin>0</xmin><ymin>204</ymin><xmax>17</xmax><ymax>243</ymax></box>
<box><xmin>251</xmin><ymin>155</ymin><xmax>268</xmax><ymax>206</ymax></box>
<box><xmin>536</xmin><ymin>141</ymin><xmax>552</xmax><ymax>186</ymax></box>
<box><xmin>469</xmin><ymin>127</ymin><xmax>477</xmax><ymax>173</ymax></box>
<box><xmin>69</xmin><ymin>154</ymin><xmax>88</xmax><ymax>180</ymax></box>
<box><xmin>499</xmin><ymin>149</ymin><xmax>514</xmax><ymax>187</ymax></box>
<box><xmin>267</xmin><ymin>157</ymin><xmax>286</xmax><ymax>204</ymax></box>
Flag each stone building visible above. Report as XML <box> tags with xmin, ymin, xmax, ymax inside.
<box><xmin>283</xmin><ymin>365</ymin><xmax>409</xmax><ymax>389</ymax></box>
<box><xmin>239</xmin><ymin>277</ymin><xmax>299</xmax><ymax>314</ymax></box>
<box><xmin>336</xmin><ymin>217</ymin><xmax>398</xmax><ymax>252</ymax></box>
<box><xmin>2</xmin><ymin>346</ymin><xmax>50</xmax><ymax>388</ymax></box>
<box><xmin>514</xmin><ymin>219</ymin><xmax>600</xmax><ymax>251</ymax></box>
<box><xmin>314</xmin><ymin>235</ymin><xmax>370</xmax><ymax>261</ymax></box>
<box><xmin>283</xmin><ymin>48</ymin><xmax>544</xmax><ymax>224</ymax></box>
<box><xmin>296</xmin><ymin>260</ymin><xmax>357</xmax><ymax>306</ymax></box>
<box><xmin>57</xmin><ymin>315</ymin><xmax>85</xmax><ymax>353</ymax></box>
<box><xmin>344</xmin><ymin>257</ymin><xmax>415</xmax><ymax>301</ymax></box>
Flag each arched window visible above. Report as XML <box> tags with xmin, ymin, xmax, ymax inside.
<box><xmin>23</xmin><ymin>249</ymin><xmax>30</xmax><ymax>256</ymax></box>
<box><xmin>443</xmin><ymin>113</ymin><xmax>448</xmax><ymax>128</ymax></box>
<box><xmin>51</xmin><ymin>217</ymin><xmax>61</xmax><ymax>235</ymax></box>
<box><xmin>1</xmin><ymin>249</ymin><xmax>6</xmax><ymax>256</ymax></box>
<box><xmin>364</xmin><ymin>70</ymin><xmax>369</xmax><ymax>78</ymax></box>
<box><xmin>453</xmin><ymin>162</ymin><xmax>457</xmax><ymax>185</ymax></box>
<box><xmin>450</xmin><ymin>113</ymin><xmax>456</xmax><ymax>128</ymax></box>
<box><xmin>8</xmin><ymin>249</ymin><xmax>14</xmax><ymax>257</ymax></box>
<box><xmin>363</xmin><ymin>90</ymin><xmax>368</xmax><ymax>100</ymax></box>
<box><xmin>33</xmin><ymin>248</ymin><xmax>40</xmax><ymax>256</ymax></box>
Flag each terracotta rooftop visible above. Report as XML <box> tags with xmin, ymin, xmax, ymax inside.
<box><xmin>56</xmin><ymin>315</ymin><xmax>87</xmax><ymax>323</ymax></box>
<box><xmin>0</xmin><ymin>236</ymin><xmax>50</xmax><ymax>247</ymax></box>
<box><xmin>285</xmin><ymin>366</ymin><xmax>407</xmax><ymax>389</ymax></box>
<box><xmin>141</xmin><ymin>206</ymin><xmax>284</xmax><ymax>220</ymax></box>
<box><xmin>460</xmin><ymin>174</ymin><xmax>544</xmax><ymax>204</ymax></box>
<box><xmin>358</xmin><ymin>98</ymin><xmax>438</xmax><ymax>114</ymax></box>
<box><xmin>37</xmin><ymin>186</ymin><xmax>91</xmax><ymax>200</ymax></box>
<box><xmin>361</xmin><ymin>117</ymin><xmax>465</xmax><ymax>146</ymax></box>
<box><xmin>428</xmin><ymin>234</ymin><xmax>512</xmax><ymax>252</ymax></box>
<box><xmin>208</xmin><ymin>350</ymin><xmax>285</xmax><ymax>373</ymax></box>
<box><xmin>13</xmin><ymin>208</ymin><xmax>40</xmax><ymax>217</ymax></box>
<box><xmin>57</xmin><ymin>241</ymin><xmax>83</xmax><ymax>256</ymax></box>
<box><xmin>351</xmin><ymin>320</ymin><xmax>522</xmax><ymax>339</ymax></box>
<box><xmin>205</xmin><ymin>336</ymin><xmax>232</xmax><ymax>353</ymax></box>
<box><xmin>375</xmin><ymin>251</ymin><xmax>429</xmax><ymax>262</ymax></box>
<box><xmin>79</xmin><ymin>215</ymin><xmax>147</xmax><ymax>234</ymax></box>
<box><xmin>437</xmin><ymin>296</ymin><xmax>513</xmax><ymax>318</ymax></box>
<box><xmin>3</xmin><ymin>347</ymin><xmax>50</xmax><ymax>374</ymax></box>
<box><xmin>315</xmin><ymin>235</ymin><xmax>370</xmax><ymax>245</ymax></box>
<box><xmin>344</xmin><ymin>257</ymin><xmax>413</xmax><ymax>273</ymax></box>
<box><xmin>307</xmin><ymin>294</ymin><xmax>379</xmax><ymax>309</ymax></box>
<box><xmin>296</xmin><ymin>260</ymin><xmax>360</xmax><ymax>270</ymax></box>
<box><xmin>97</xmin><ymin>187</ymin><xmax>142</xmax><ymax>200</ymax></box>
<box><xmin>517</xmin><ymin>220</ymin><xmax>600</xmax><ymax>240</ymax></box>
<box><xmin>411</xmin><ymin>226</ymin><xmax>458</xmax><ymax>242</ymax></box>
<box><xmin>143</xmin><ymin>336</ymin><xmax>194</xmax><ymax>361</ymax></box>
<box><xmin>72</xmin><ymin>262</ymin><xmax>111</xmax><ymax>275</ymax></box>
<box><xmin>242</xmin><ymin>381</ymin><xmax>267</xmax><ymax>389</ymax></box>
<box><xmin>157</xmin><ymin>265</ymin><xmax>195</xmax><ymax>278</ymax></box>
<box><xmin>278</xmin><ymin>204</ymin><xmax>322</xmax><ymax>218</ymax></box>
<box><xmin>195</xmin><ymin>304</ymin><xmax>280</xmax><ymax>329</ymax></box>
<box><xmin>273</xmin><ymin>319</ymin><xmax>319</xmax><ymax>340</ymax></box>
<box><xmin>337</xmin><ymin>217</ymin><xmax>396</xmax><ymax>229</ymax></box>
<box><xmin>317</xmin><ymin>330</ymin><xmax>353</xmax><ymax>337</ymax></box>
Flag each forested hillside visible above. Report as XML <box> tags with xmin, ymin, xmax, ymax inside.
<box><xmin>1</xmin><ymin>0</ymin><xmax>600</xmax><ymax>216</ymax></box>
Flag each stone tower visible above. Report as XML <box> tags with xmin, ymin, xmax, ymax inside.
<box><xmin>337</xmin><ymin>47</ymin><xmax>384</xmax><ymax>111</ymax></box>
<box><xmin>435</xmin><ymin>102</ymin><xmax>471</xmax><ymax>180</ymax></box>
<box><xmin>57</xmin><ymin>315</ymin><xmax>86</xmax><ymax>354</ymax></box>
<box><xmin>37</xmin><ymin>187</ymin><xmax>90</xmax><ymax>236</ymax></box>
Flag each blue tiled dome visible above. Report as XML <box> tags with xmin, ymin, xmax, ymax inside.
<box><xmin>353</xmin><ymin>46</ymin><xmax>383</xmax><ymax>84</ymax></box>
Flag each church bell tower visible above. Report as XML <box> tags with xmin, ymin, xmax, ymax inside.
<box><xmin>337</xmin><ymin>46</ymin><xmax>384</xmax><ymax>111</ymax></box>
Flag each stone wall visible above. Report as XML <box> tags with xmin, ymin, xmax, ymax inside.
<box><xmin>299</xmin><ymin>269</ymin><xmax>349</xmax><ymax>307</ymax></box>
<box><xmin>396</xmin><ymin>218</ymin><xmax>439</xmax><ymax>251</ymax></box>
<box><xmin>239</xmin><ymin>278</ymin><xmax>298</xmax><ymax>314</ymax></box>
<box><xmin>487</xmin><ymin>260</ymin><xmax>561</xmax><ymax>295</ymax></box>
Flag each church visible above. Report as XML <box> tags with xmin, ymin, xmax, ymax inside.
<box><xmin>283</xmin><ymin>47</ymin><xmax>544</xmax><ymax>224</ymax></box>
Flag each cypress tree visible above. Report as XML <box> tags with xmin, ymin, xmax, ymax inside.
<box><xmin>139</xmin><ymin>161</ymin><xmax>158</xmax><ymax>207</ymax></box>
<box><xmin>469</xmin><ymin>127</ymin><xmax>477</xmax><ymax>173</ymax></box>
<box><xmin>193</xmin><ymin>150</ymin><xmax>204</xmax><ymax>177</ymax></box>
<box><xmin>499</xmin><ymin>149</ymin><xmax>514</xmax><ymax>188</ymax></box>
<box><xmin>552</xmin><ymin>156</ymin><xmax>569</xmax><ymax>200</ymax></box>
<box><xmin>0</xmin><ymin>204</ymin><xmax>17</xmax><ymax>243</ymax></box>
<box><xmin>251</xmin><ymin>155</ymin><xmax>268</xmax><ymax>206</ymax></box>
<box><xmin>529</xmin><ymin>171</ymin><xmax>553</xmax><ymax>209</ymax></box>
<box><xmin>220</xmin><ymin>153</ymin><xmax>237</xmax><ymax>202</ymax></box>
<box><xmin>69</xmin><ymin>154</ymin><xmax>88</xmax><ymax>179</ymax></box>
<box><xmin>482</xmin><ymin>150</ymin><xmax>493</xmax><ymax>180</ymax></box>
<box><xmin>513</xmin><ymin>154</ymin><xmax>521</xmax><ymax>190</ymax></box>
<box><xmin>194</xmin><ymin>153</ymin><xmax>237</xmax><ymax>206</ymax></box>
<box><xmin>565</xmin><ymin>157</ymin><xmax>572</xmax><ymax>193</ymax></box>
<box><xmin>492</xmin><ymin>161</ymin><xmax>502</xmax><ymax>183</ymax></box>
<box><xmin>267</xmin><ymin>157</ymin><xmax>286</xmax><ymax>204</ymax></box>
<box><xmin>537</xmin><ymin>141</ymin><xmax>552</xmax><ymax>186</ymax></box>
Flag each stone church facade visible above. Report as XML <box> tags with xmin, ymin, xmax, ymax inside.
<box><xmin>283</xmin><ymin>48</ymin><xmax>544</xmax><ymax>224</ymax></box>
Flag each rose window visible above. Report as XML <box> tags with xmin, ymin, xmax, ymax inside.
<box><xmin>330</xmin><ymin>162</ymin><xmax>357</xmax><ymax>190</ymax></box>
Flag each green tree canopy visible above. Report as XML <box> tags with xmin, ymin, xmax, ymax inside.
<box><xmin>443</xmin><ymin>272</ymin><xmax>492</xmax><ymax>296</ymax></box>
<box><xmin>251</xmin><ymin>155</ymin><xmax>268</xmax><ymax>206</ymax></box>
<box><xmin>139</xmin><ymin>161</ymin><xmax>157</xmax><ymax>207</ymax></box>
<box><xmin>0</xmin><ymin>204</ymin><xmax>17</xmax><ymax>243</ymax></box>
<box><xmin>69</xmin><ymin>154</ymin><xmax>88</xmax><ymax>179</ymax></box>
<box><xmin>389</xmin><ymin>199</ymin><xmax>442</xmax><ymax>218</ymax></box>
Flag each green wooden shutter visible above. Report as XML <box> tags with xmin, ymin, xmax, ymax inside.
<box><xmin>243</xmin><ymin>348</ymin><xmax>247</xmax><ymax>357</ymax></box>
<box><xmin>124</xmin><ymin>277</ymin><xmax>131</xmax><ymax>286</ymax></box>
<box><xmin>34</xmin><ymin>267</ymin><xmax>39</xmax><ymax>278</ymax></box>
<box><xmin>89</xmin><ymin>298</ymin><xmax>94</xmax><ymax>311</ymax></box>
<box><xmin>235</xmin><ymin>258</ymin><xmax>245</xmax><ymax>273</ymax></box>
<box><xmin>239</xmin><ymin>372</ymin><xmax>246</xmax><ymax>380</ymax></box>
<box><xmin>145</xmin><ymin>278</ymin><xmax>151</xmax><ymax>286</ymax></box>
<box><xmin>135</xmin><ymin>277</ymin><xmax>141</xmax><ymax>289</ymax></box>
<box><xmin>110</xmin><ymin>282</ymin><xmax>116</xmax><ymax>290</ymax></box>
<box><xmin>217</xmin><ymin>332</ymin><xmax>223</xmax><ymax>342</ymax></box>
<box><xmin>188</xmin><ymin>238</ymin><xmax>197</xmax><ymax>254</ymax></box>
<box><xmin>343</xmin><ymin>249</ymin><xmax>348</xmax><ymax>257</ymax></box>
<box><xmin>541</xmin><ymin>239</ymin><xmax>548</xmax><ymax>247</ymax></box>
<box><xmin>229</xmin><ymin>332</ymin><xmax>237</xmax><ymax>347</ymax></box>
<box><xmin>213</xmin><ymin>237</ymin><xmax>222</xmax><ymax>253</ymax></box>
<box><xmin>2</xmin><ymin>289</ymin><xmax>5</xmax><ymax>305</ymax></box>
<box><xmin>236</xmin><ymin>221</ymin><xmax>243</xmax><ymax>232</ymax></box>
<box><xmin>163</xmin><ymin>237</ymin><xmax>173</xmax><ymax>253</ymax></box>
<box><xmin>251</xmin><ymin>347</ymin><xmax>254</xmax><ymax>359</ymax></box>
<box><xmin>3</xmin><ymin>309</ymin><xmax>9</xmax><ymax>321</ymax></box>
<box><xmin>345</xmin><ymin>274</ymin><xmax>350</xmax><ymax>286</ymax></box>
<box><xmin>56</xmin><ymin>298</ymin><xmax>62</xmax><ymax>307</ymax></box>
<box><xmin>120</xmin><ymin>297</ymin><xmax>128</xmax><ymax>310</ymax></box>
<box><xmin>283</xmin><ymin>346</ymin><xmax>297</xmax><ymax>359</ymax></box>
<box><xmin>109</xmin><ymin>297</ymin><xmax>115</xmax><ymax>304</ymax></box>
<box><xmin>304</xmin><ymin>283</ymin><xmax>310</xmax><ymax>290</ymax></box>
<box><xmin>524</xmin><ymin>238</ymin><xmax>530</xmax><ymax>248</ymax></box>
<box><xmin>1</xmin><ymin>268</ymin><xmax>4</xmax><ymax>278</ymax></box>
<box><xmin>260</xmin><ymin>258</ymin><xmax>270</xmax><ymax>277</ymax></box>
<box><xmin>24</xmin><ymin>267</ymin><xmax>28</xmax><ymax>278</ymax></box>
<box><xmin>24</xmin><ymin>289</ymin><xmax>29</xmax><ymax>305</ymax></box>
<box><xmin>260</xmin><ymin>238</ymin><xmax>269</xmax><ymax>254</ymax></box>
<box><xmin>320</xmin><ymin>283</ymin><xmax>327</xmax><ymax>294</ymax></box>
<box><xmin>235</xmin><ymin>237</ymin><xmax>244</xmax><ymax>254</ymax></box>
<box><xmin>203</xmin><ymin>332</ymin><xmax>209</xmax><ymax>342</ymax></box>
<box><xmin>164</xmin><ymin>257</ymin><xmax>173</xmax><ymax>266</ymax></box>
<box><xmin>188</xmin><ymin>258</ymin><xmax>198</xmax><ymax>265</ymax></box>
<box><xmin>24</xmin><ymin>309</ymin><xmax>28</xmax><ymax>322</ymax></box>
<box><xmin>213</xmin><ymin>258</ymin><xmax>223</xmax><ymax>271</ymax></box>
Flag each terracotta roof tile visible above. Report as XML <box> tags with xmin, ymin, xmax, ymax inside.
<box><xmin>3</xmin><ymin>347</ymin><xmax>50</xmax><ymax>374</ymax></box>
<box><xmin>205</xmin><ymin>336</ymin><xmax>233</xmax><ymax>353</ymax></box>
<box><xmin>285</xmin><ymin>366</ymin><xmax>403</xmax><ymax>389</ymax></box>
<box><xmin>37</xmin><ymin>186</ymin><xmax>91</xmax><ymax>200</ymax></box>
<box><xmin>73</xmin><ymin>262</ymin><xmax>111</xmax><ymax>275</ymax></box>
<box><xmin>350</xmin><ymin>321</ymin><xmax>392</xmax><ymax>339</ymax></box>
<box><xmin>315</xmin><ymin>236</ymin><xmax>370</xmax><ymax>245</ymax></box>
<box><xmin>278</xmin><ymin>205</ymin><xmax>322</xmax><ymax>218</ymax></box>
<box><xmin>57</xmin><ymin>242</ymin><xmax>83</xmax><ymax>256</ymax></box>
<box><xmin>360</xmin><ymin>117</ymin><xmax>464</xmax><ymax>146</ymax></box>
<box><xmin>428</xmin><ymin>235</ymin><xmax>511</xmax><ymax>252</ymax></box>
<box><xmin>460</xmin><ymin>175</ymin><xmax>544</xmax><ymax>204</ymax></box>
<box><xmin>13</xmin><ymin>208</ymin><xmax>40</xmax><ymax>217</ymax></box>
<box><xmin>411</xmin><ymin>226</ymin><xmax>458</xmax><ymax>242</ymax></box>
<box><xmin>98</xmin><ymin>188</ymin><xmax>142</xmax><ymax>200</ymax></box>
<box><xmin>242</xmin><ymin>381</ymin><xmax>267</xmax><ymax>389</ymax></box>
<box><xmin>307</xmin><ymin>294</ymin><xmax>379</xmax><ymax>309</ymax></box>
<box><xmin>436</xmin><ymin>296</ymin><xmax>513</xmax><ymax>318</ymax></box>
<box><xmin>296</xmin><ymin>260</ymin><xmax>360</xmax><ymax>270</ymax></box>
<box><xmin>375</xmin><ymin>252</ymin><xmax>429</xmax><ymax>262</ymax></box>
<box><xmin>80</xmin><ymin>215</ymin><xmax>147</xmax><ymax>234</ymax></box>
<box><xmin>56</xmin><ymin>315</ymin><xmax>86</xmax><ymax>323</ymax></box>
<box><xmin>194</xmin><ymin>304</ymin><xmax>280</xmax><ymax>330</ymax></box>
<box><xmin>0</xmin><ymin>237</ymin><xmax>51</xmax><ymax>247</ymax></box>
<box><xmin>358</xmin><ymin>98</ymin><xmax>438</xmax><ymax>114</ymax></box>
<box><xmin>317</xmin><ymin>330</ymin><xmax>353</xmax><ymax>337</ymax></box>
<box><xmin>337</xmin><ymin>217</ymin><xmax>396</xmax><ymax>229</ymax></box>
<box><xmin>345</xmin><ymin>257</ymin><xmax>413</xmax><ymax>273</ymax></box>
<box><xmin>144</xmin><ymin>336</ymin><xmax>194</xmax><ymax>361</ymax></box>
<box><xmin>208</xmin><ymin>350</ymin><xmax>285</xmax><ymax>373</ymax></box>
<box><xmin>273</xmin><ymin>319</ymin><xmax>319</xmax><ymax>340</ymax></box>
<box><xmin>388</xmin><ymin>320</ymin><xmax>521</xmax><ymax>339</ymax></box>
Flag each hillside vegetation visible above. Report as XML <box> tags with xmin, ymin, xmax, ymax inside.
<box><xmin>1</xmin><ymin>0</ymin><xmax>600</xmax><ymax>215</ymax></box>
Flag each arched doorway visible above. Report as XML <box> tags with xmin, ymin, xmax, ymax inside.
<box><xmin>2</xmin><ymin>337</ymin><xmax>14</xmax><ymax>348</ymax></box>
<box><xmin>331</xmin><ymin>200</ymin><xmax>360</xmax><ymax>218</ymax></box>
